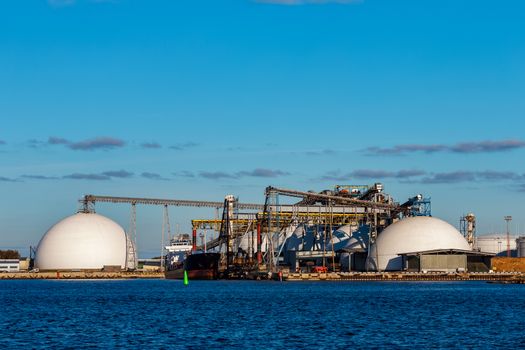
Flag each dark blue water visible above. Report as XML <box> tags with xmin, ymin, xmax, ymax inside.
<box><xmin>1</xmin><ymin>280</ymin><xmax>524</xmax><ymax>349</ymax></box>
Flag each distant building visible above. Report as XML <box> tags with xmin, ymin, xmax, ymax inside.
<box><xmin>398</xmin><ymin>249</ymin><xmax>494</xmax><ymax>273</ymax></box>
<box><xmin>0</xmin><ymin>259</ymin><xmax>20</xmax><ymax>272</ymax></box>
<box><xmin>18</xmin><ymin>257</ymin><xmax>30</xmax><ymax>271</ymax></box>
<box><xmin>139</xmin><ymin>259</ymin><xmax>161</xmax><ymax>272</ymax></box>
<box><xmin>474</xmin><ymin>234</ymin><xmax>520</xmax><ymax>257</ymax></box>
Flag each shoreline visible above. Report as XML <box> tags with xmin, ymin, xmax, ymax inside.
<box><xmin>281</xmin><ymin>271</ymin><xmax>525</xmax><ymax>283</ymax></box>
<box><xmin>1</xmin><ymin>271</ymin><xmax>525</xmax><ymax>283</ymax></box>
<box><xmin>0</xmin><ymin>271</ymin><xmax>163</xmax><ymax>280</ymax></box>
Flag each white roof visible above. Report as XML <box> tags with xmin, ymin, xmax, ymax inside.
<box><xmin>367</xmin><ymin>216</ymin><xmax>471</xmax><ymax>271</ymax></box>
<box><xmin>35</xmin><ymin>212</ymin><xmax>127</xmax><ymax>270</ymax></box>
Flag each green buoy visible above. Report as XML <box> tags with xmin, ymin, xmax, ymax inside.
<box><xmin>183</xmin><ymin>270</ymin><xmax>189</xmax><ymax>285</ymax></box>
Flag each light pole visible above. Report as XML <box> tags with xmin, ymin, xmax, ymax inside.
<box><xmin>504</xmin><ymin>216</ymin><xmax>512</xmax><ymax>257</ymax></box>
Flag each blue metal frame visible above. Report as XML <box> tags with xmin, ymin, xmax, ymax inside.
<box><xmin>410</xmin><ymin>197</ymin><xmax>431</xmax><ymax>217</ymax></box>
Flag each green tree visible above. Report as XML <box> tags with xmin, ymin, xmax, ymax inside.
<box><xmin>0</xmin><ymin>250</ymin><xmax>21</xmax><ymax>259</ymax></box>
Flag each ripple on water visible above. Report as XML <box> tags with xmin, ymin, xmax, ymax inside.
<box><xmin>1</xmin><ymin>280</ymin><xmax>524</xmax><ymax>349</ymax></box>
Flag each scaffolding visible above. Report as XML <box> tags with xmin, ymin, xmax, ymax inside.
<box><xmin>81</xmin><ymin>183</ymin><xmax>411</xmax><ymax>276</ymax></box>
<box><xmin>187</xmin><ymin>185</ymin><xmax>402</xmax><ymax>275</ymax></box>
<box><xmin>460</xmin><ymin>213</ymin><xmax>476</xmax><ymax>247</ymax></box>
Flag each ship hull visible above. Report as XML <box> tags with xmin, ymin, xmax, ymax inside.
<box><xmin>164</xmin><ymin>253</ymin><xmax>220</xmax><ymax>280</ymax></box>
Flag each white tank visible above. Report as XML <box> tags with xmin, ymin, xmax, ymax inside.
<box><xmin>285</xmin><ymin>224</ymin><xmax>320</xmax><ymax>251</ymax></box>
<box><xmin>367</xmin><ymin>216</ymin><xmax>471</xmax><ymax>271</ymax></box>
<box><xmin>35</xmin><ymin>212</ymin><xmax>128</xmax><ymax>271</ymax></box>
<box><xmin>325</xmin><ymin>224</ymin><xmax>369</xmax><ymax>252</ymax></box>
<box><xmin>474</xmin><ymin>234</ymin><xmax>518</xmax><ymax>256</ymax></box>
<box><xmin>334</xmin><ymin>224</ymin><xmax>370</xmax><ymax>272</ymax></box>
<box><xmin>325</xmin><ymin>224</ymin><xmax>352</xmax><ymax>251</ymax></box>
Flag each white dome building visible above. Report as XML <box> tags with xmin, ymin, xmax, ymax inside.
<box><xmin>286</xmin><ymin>224</ymin><xmax>365</xmax><ymax>252</ymax></box>
<box><xmin>333</xmin><ymin>224</ymin><xmax>370</xmax><ymax>272</ymax></box>
<box><xmin>285</xmin><ymin>224</ymin><xmax>319</xmax><ymax>252</ymax></box>
<box><xmin>367</xmin><ymin>216</ymin><xmax>471</xmax><ymax>271</ymax></box>
<box><xmin>35</xmin><ymin>212</ymin><xmax>129</xmax><ymax>271</ymax></box>
<box><xmin>325</xmin><ymin>224</ymin><xmax>369</xmax><ymax>252</ymax></box>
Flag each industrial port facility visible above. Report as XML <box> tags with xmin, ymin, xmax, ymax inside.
<box><xmin>5</xmin><ymin>183</ymin><xmax>525</xmax><ymax>282</ymax></box>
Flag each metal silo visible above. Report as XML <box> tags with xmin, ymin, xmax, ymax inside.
<box><xmin>517</xmin><ymin>237</ymin><xmax>525</xmax><ymax>258</ymax></box>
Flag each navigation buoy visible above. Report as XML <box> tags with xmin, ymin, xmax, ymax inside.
<box><xmin>183</xmin><ymin>270</ymin><xmax>189</xmax><ymax>285</ymax></box>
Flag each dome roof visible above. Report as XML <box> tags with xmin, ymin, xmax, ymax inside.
<box><xmin>367</xmin><ymin>216</ymin><xmax>470</xmax><ymax>271</ymax></box>
<box><xmin>325</xmin><ymin>224</ymin><xmax>369</xmax><ymax>252</ymax></box>
<box><xmin>323</xmin><ymin>225</ymin><xmax>352</xmax><ymax>251</ymax></box>
<box><xmin>286</xmin><ymin>225</ymin><xmax>311</xmax><ymax>251</ymax></box>
<box><xmin>35</xmin><ymin>212</ymin><xmax>127</xmax><ymax>270</ymax></box>
<box><xmin>285</xmin><ymin>224</ymin><xmax>355</xmax><ymax>252</ymax></box>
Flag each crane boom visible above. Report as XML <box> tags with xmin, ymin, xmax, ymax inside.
<box><xmin>265</xmin><ymin>186</ymin><xmax>399</xmax><ymax>210</ymax></box>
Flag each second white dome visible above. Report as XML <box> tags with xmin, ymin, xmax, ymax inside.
<box><xmin>367</xmin><ymin>216</ymin><xmax>471</xmax><ymax>271</ymax></box>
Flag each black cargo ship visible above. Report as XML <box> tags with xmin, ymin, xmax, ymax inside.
<box><xmin>165</xmin><ymin>252</ymin><xmax>221</xmax><ymax>280</ymax></box>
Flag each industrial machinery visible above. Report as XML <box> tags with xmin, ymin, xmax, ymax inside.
<box><xmin>79</xmin><ymin>183</ymin><xmax>432</xmax><ymax>277</ymax></box>
<box><xmin>460</xmin><ymin>213</ymin><xmax>476</xmax><ymax>247</ymax></box>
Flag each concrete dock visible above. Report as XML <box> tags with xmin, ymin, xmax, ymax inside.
<box><xmin>0</xmin><ymin>271</ymin><xmax>163</xmax><ymax>280</ymax></box>
<box><xmin>2</xmin><ymin>271</ymin><xmax>524</xmax><ymax>283</ymax></box>
<box><xmin>281</xmin><ymin>271</ymin><xmax>525</xmax><ymax>282</ymax></box>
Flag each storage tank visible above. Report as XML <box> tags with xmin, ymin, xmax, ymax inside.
<box><xmin>324</xmin><ymin>224</ymin><xmax>357</xmax><ymax>252</ymax></box>
<box><xmin>336</xmin><ymin>224</ymin><xmax>369</xmax><ymax>251</ymax></box>
<box><xmin>474</xmin><ymin>234</ymin><xmax>518</xmax><ymax>256</ymax></box>
<box><xmin>517</xmin><ymin>237</ymin><xmax>525</xmax><ymax>258</ymax></box>
<box><xmin>367</xmin><ymin>216</ymin><xmax>471</xmax><ymax>271</ymax></box>
<box><xmin>335</xmin><ymin>224</ymin><xmax>370</xmax><ymax>272</ymax></box>
<box><xmin>285</xmin><ymin>224</ymin><xmax>363</xmax><ymax>252</ymax></box>
<box><xmin>285</xmin><ymin>224</ymin><xmax>323</xmax><ymax>252</ymax></box>
<box><xmin>35</xmin><ymin>212</ymin><xmax>128</xmax><ymax>271</ymax></box>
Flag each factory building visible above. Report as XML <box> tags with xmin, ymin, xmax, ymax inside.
<box><xmin>35</xmin><ymin>212</ymin><xmax>136</xmax><ymax>271</ymax></box>
<box><xmin>281</xmin><ymin>223</ymin><xmax>371</xmax><ymax>272</ymax></box>
<box><xmin>280</xmin><ymin>216</ymin><xmax>491</xmax><ymax>273</ymax></box>
<box><xmin>0</xmin><ymin>259</ymin><xmax>20</xmax><ymax>272</ymax></box>
<box><xmin>280</xmin><ymin>215</ymin><xmax>490</xmax><ymax>273</ymax></box>
<box><xmin>398</xmin><ymin>249</ymin><xmax>493</xmax><ymax>273</ymax></box>
<box><xmin>40</xmin><ymin>184</ymin><xmax>498</xmax><ymax>277</ymax></box>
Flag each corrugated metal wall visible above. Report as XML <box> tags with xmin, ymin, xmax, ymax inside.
<box><xmin>420</xmin><ymin>255</ymin><xmax>467</xmax><ymax>272</ymax></box>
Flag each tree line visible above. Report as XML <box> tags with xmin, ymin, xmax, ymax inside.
<box><xmin>0</xmin><ymin>250</ymin><xmax>21</xmax><ymax>259</ymax></box>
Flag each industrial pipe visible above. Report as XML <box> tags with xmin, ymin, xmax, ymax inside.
<box><xmin>257</xmin><ymin>222</ymin><xmax>262</xmax><ymax>264</ymax></box>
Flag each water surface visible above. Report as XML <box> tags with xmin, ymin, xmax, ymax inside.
<box><xmin>1</xmin><ymin>280</ymin><xmax>523</xmax><ymax>349</ymax></box>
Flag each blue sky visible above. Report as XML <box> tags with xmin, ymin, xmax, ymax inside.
<box><xmin>1</xmin><ymin>0</ymin><xmax>525</xmax><ymax>257</ymax></box>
